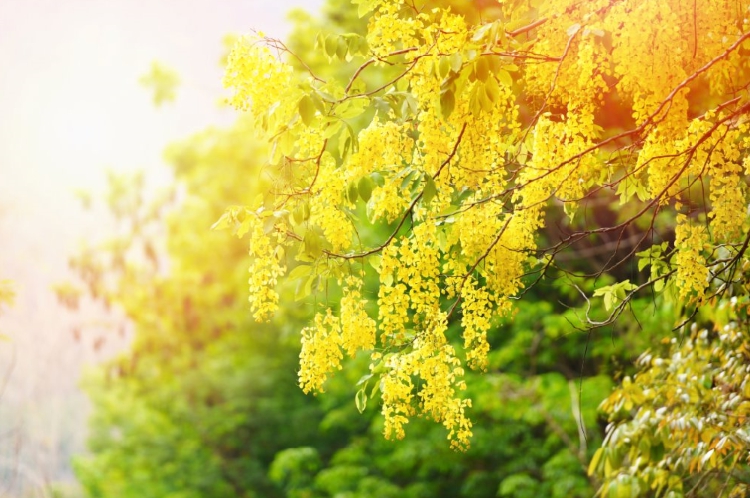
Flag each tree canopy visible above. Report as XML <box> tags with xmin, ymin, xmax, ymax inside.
<box><xmin>220</xmin><ymin>0</ymin><xmax>750</xmax><ymax>453</ymax></box>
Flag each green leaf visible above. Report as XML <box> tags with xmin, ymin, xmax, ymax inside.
<box><xmin>321</xmin><ymin>120</ymin><xmax>343</xmax><ymax>139</ymax></box>
<box><xmin>278</xmin><ymin>131</ymin><xmax>295</xmax><ymax>156</ymax></box>
<box><xmin>211</xmin><ymin>211</ymin><xmax>233</xmax><ymax>231</ymax></box>
<box><xmin>497</xmin><ymin>69</ymin><xmax>513</xmax><ymax>88</ymax></box>
<box><xmin>484</xmin><ymin>76</ymin><xmax>500</xmax><ymax>103</ymax></box>
<box><xmin>469</xmin><ymin>84</ymin><xmax>485</xmax><ymax>117</ymax></box>
<box><xmin>372</xmin><ymin>96</ymin><xmax>390</xmax><ymax>116</ymax></box>
<box><xmin>353</xmin><ymin>0</ymin><xmax>378</xmax><ymax>18</ymax></box>
<box><xmin>499</xmin><ymin>474</ymin><xmax>537</xmax><ymax>497</ymax></box>
<box><xmin>368</xmin><ymin>254</ymin><xmax>382</xmax><ymax>272</ymax></box>
<box><xmin>449</xmin><ymin>52</ymin><xmax>463</xmax><ymax>73</ymax></box>
<box><xmin>400</xmin><ymin>169</ymin><xmax>419</xmax><ymax>191</ymax></box>
<box><xmin>356</xmin><ymin>373</ymin><xmax>373</xmax><ymax>386</ymax></box>
<box><xmin>471</xmin><ymin>23</ymin><xmax>493</xmax><ymax>42</ymax></box>
<box><xmin>422</xmin><ymin>175</ymin><xmax>437</xmax><ymax>204</ymax></box>
<box><xmin>616</xmin><ymin>176</ymin><xmax>649</xmax><ymax>204</ymax></box>
<box><xmin>311</xmin><ymin>92</ymin><xmax>326</xmax><ymax>112</ymax></box>
<box><xmin>288</xmin><ymin>264</ymin><xmax>312</xmax><ymax>281</ymax></box>
<box><xmin>303</xmin><ymin>230</ymin><xmax>323</xmax><ymax>259</ymax></box>
<box><xmin>315</xmin><ymin>32</ymin><xmax>326</xmax><ymax>51</ymax></box>
<box><xmin>292</xmin><ymin>201</ymin><xmax>311</xmax><ymax>225</ymax></box>
<box><xmin>370</xmin><ymin>171</ymin><xmax>385</xmax><ymax>187</ymax></box>
<box><xmin>347</xmin><ymin>181</ymin><xmax>359</xmax><ymax>204</ymax></box>
<box><xmin>355</xmin><ymin>387</ymin><xmax>368</xmax><ymax>413</ymax></box>
<box><xmin>437</xmin><ymin>229</ymin><xmax>449</xmax><ymax>252</ymax></box>
<box><xmin>382</xmin><ymin>272</ymin><xmax>393</xmax><ymax>286</ymax></box>
<box><xmin>401</xmin><ymin>93</ymin><xmax>418</xmax><ymax>116</ymax></box>
<box><xmin>295</xmin><ymin>274</ymin><xmax>317</xmax><ymax>300</ymax></box>
<box><xmin>292</xmin><ymin>204</ymin><xmax>304</xmax><ymax>225</ymax></box>
<box><xmin>336</xmin><ymin>36</ymin><xmax>348</xmax><ymax>60</ymax></box>
<box><xmin>358</xmin><ymin>38</ymin><xmax>369</xmax><ymax>55</ymax></box>
<box><xmin>339</xmin><ymin>134</ymin><xmax>352</xmax><ymax>159</ymax></box>
<box><xmin>358</xmin><ymin>176</ymin><xmax>374</xmax><ymax>202</ymax></box>
<box><xmin>262</xmin><ymin>215</ymin><xmax>276</xmax><ymax>234</ymax></box>
<box><xmin>298</xmin><ymin>95</ymin><xmax>315</xmax><ymax>126</ymax></box>
<box><xmin>236</xmin><ymin>217</ymin><xmax>253</xmax><ymax>238</ymax></box>
<box><xmin>474</xmin><ymin>57</ymin><xmax>489</xmax><ymax>82</ymax></box>
<box><xmin>345</xmin><ymin>33</ymin><xmax>360</xmax><ymax>57</ymax></box>
<box><xmin>336</xmin><ymin>98</ymin><xmax>369</xmax><ymax>119</ymax></box>
<box><xmin>438</xmin><ymin>56</ymin><xmax>451</xmax><ymax>78</ymax></box>
<box><xmin>317</xmin><ymin>90</ymin><xmax>337</xmax><ymax>102</ymax></box>
<box><xmin>440</xmin><ymin>88</ymin><xmax>455</xmax><ymax>120</ymax></box>
<box><xmin>324</xmin><ymin>35</ymin><xmax>337</xmax><ymax>58</ymax></box>
<box><xmin>593</xmin><ymin>280</ymin><xmax>638</xmax><ymax>311</ymax></box>
<box><xmin>588</xmin><ymin>447</ymin><xmax>604</xmax><ymax>476</ymax></box>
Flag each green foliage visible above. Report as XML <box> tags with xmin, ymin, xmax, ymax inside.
<box><xmin>72</xmin><ymin>119</ymin><xmax>325</xmax><ymax>498</ymax></box>
<box><xmin>593</xmin><ymin>296</ymin><xmax>750</xmax><ymax>497</ymax></box>
<box><xmin>139</xmin><ymin>61</ymin><xmax>180</xmax><ymax>107</ymax></box>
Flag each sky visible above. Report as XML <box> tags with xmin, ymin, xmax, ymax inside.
<box><xmin>0</xmin><ymin>0</ymin><xmax>321</xmax><ymax>202</ymax></box>
<box><xmin>0</xmin><ymin>0</ymin><xmax>321</xmax><ymax>493</ymax></box>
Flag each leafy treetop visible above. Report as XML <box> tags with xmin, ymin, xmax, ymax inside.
<box><xmin>219</xmin><ymin>0</ymin><xmax>750</xmax><ymax>451</ymax></box>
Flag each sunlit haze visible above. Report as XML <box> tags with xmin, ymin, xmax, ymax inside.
<box><xmin>0</xmin><ymin>0</ymin><xmax>320</xmax><ymax>493</ymax></box>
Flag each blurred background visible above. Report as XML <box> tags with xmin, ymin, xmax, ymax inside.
<box><xmin>0</xmin><ymin>1</ymin><xmax>319</xmax><ymax>495</ymax></box>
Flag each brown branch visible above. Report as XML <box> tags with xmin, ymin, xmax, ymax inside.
<box><xmin>446</xmin><ymin>215</ymin><xmax>513</xmax><ymax>319</ymax></box>
<box><xmin>344</xmin><ymin>47</ymin><xmax>419</xmax><ymax>94</ymax></box>
<box><xmin>482</xmin><ymin>50</ymin><xmax>561</xmax><ymax>63</ymax></box>
<box><xmin>507</xmin><ymin>17</ymin><xmax>549</xmax><ymax>37</ymax></box>
<box><xmin>493</xmin><ymin>31</ymin><xmax>750</xmax><ymax>210</ymax></box>
<box><xmin>542</xmin><ymin>101</ymin><xmax>750</xmax><ymax>256</ymax></box>
<box><xmin>285</xmin><ymin>123</ymin><xmax>468</xmax><ymax>260</ymax></box>
<box><xmin>263</xmin><ymin>35</ymin><xmax>326</xmax><ymax>83</ymax></box>
<box><xmin>553</xmin><ymin>232</ymin><xmax>647</xmax><ymax>262</ymax></box>
<box><xmin>559</xmin><ymin>30</ymin><xmax>750</xmax><ymax>169</ymax></box>
<box><xmin>523</xmin><ymin>24</ymin><xmax>581</xmax><ymax>139</ymax></box>
<box><xmin>338</xmin><ymin>58</ymin><xmax>420</xmax><ymax>104</ymax></box>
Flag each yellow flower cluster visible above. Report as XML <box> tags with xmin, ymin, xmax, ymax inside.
<box><xmin>223</xmin><ymin>34</ymin><xmax>295</xmax><ymax>131</ymax></box>
<box><xmin>412</xmin><ymin>59</ymin><xmax>446</xmax><ymax>179</ymax></box>
<box><xmin>460</xmin><ymin>277</ymin><xmax>492</xmax><ymax>371</ymax></box>
<box><xmin>349</xmin><ymin>118</ymin><xmax>414</xmax><ymax>222</ymax></box>
<box><xmin>367</xmin><ymin>0</ymin><xmax>421</xmax><ymax>57</ymax></box>
<box><xmin>309</xmin><ymin>153</ymin><xmax>354</xmax><ymax>252</ymax></box>
<box><xmin>520</xmin><ymin>112</ymin><xmax>602</xmax><ymax>213</ymax></box>
<box><xmin>379</xmin><ymin>316</ymin><xmax>472</xmax><ymax>450</ymax></box>
<box><xmin>451</xmin><ymin>79</ymin><xmax>519</xmax><ymax>195</ymax></box>
<box><xmin>299</xmin><ymin>308</ymin><xmax>343</xmax><ymax>394</ymax></box>
<box><xmin>706</xmin><ymin>126</ymin><xmax>747</xmax><ymax>243</ymax></box>
<box><xmin>340</xmin><ymin>276</ymin><xmax>377</xmax><ymax>356</ymax></box>
<box><xmin>298</xmin><ymin>277</ymin><xmax>376</xmax><ymax>394</ymax></box>
<box><xmin>371</xmin><ymin>223</ymin><xmax>473</xmax><ymax>448</ymax></box>
<box><xmin>377</xmin><ymin>224</ymin><xmax>441</xmax><ymax>344</ymax></box>
<box><xmin>674</xmin><ymin>215</ymin><xmax>709</xmax><ymax>303</ymax></box>
<box><xmin>380</xmin><ymin>359</ymin><xmax>415</xmax><ymax>441</ymax></box>
<box><xmin>247</xmin><ymin>219</ymin><xmax>286</xmax><ymax>322</ymax></box>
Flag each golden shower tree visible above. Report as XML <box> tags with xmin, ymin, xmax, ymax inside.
<box><xmin>218</xmin><ymin>0</ymin><xmax>750</xmax><ymax>453</ymax></box>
